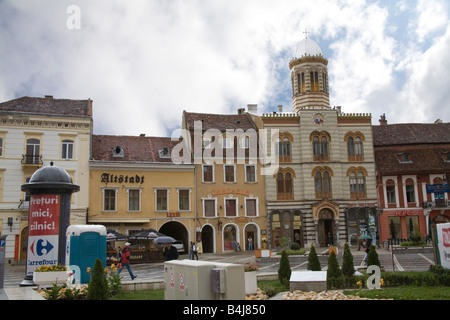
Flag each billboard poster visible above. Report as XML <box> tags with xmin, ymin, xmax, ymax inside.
<box><xmin>437</xmin><ymin>223</ymin><xmax>450</xmax><ymax>270</ymax></box>
<box><xmin>26</xmin><ymin>194</ymin><xmax>60</xmax><ymax>276</ymax></box>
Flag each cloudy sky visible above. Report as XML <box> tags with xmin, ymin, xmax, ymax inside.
<box><xmin>1</xmin><ymin>0</ymin><xmax>449</xmax><ymax>136</ymax></box>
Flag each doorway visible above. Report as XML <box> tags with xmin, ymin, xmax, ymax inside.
<box><xmin>201</xmin><ymin>225</ymin><xmax>214</xmax><ymax>253</ymax></box>
<box><xmin>318</xmin><ymin>209</ymin><xmax>334</xmax><ymax>246</ymax></box>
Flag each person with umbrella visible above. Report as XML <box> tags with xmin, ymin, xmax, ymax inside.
<box><xmin>156</xmin><ymin>236</ymin><xmax>179</xmax><ymax>261</ymax></box>
<box><xmin>118</xmin><ymin>242</ymin><xmax>137</xmax><ymax>280</ymax></box>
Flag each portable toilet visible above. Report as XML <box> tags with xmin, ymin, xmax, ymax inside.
<box><xmin>66</xmin><ymin>225</ymin><xmax>107</xmax><ymax>284</ymax></box>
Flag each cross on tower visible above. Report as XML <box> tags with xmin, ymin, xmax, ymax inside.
<box><xmin>303</xmin><ymin>28</ymin><xmax>310</xmax><ymax>39</ymax></box>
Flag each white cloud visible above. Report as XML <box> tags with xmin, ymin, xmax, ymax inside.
<box><xmin>0</xmin><ymin>0</ymin><xmax>450</xmax><ymax>135</ymax></box>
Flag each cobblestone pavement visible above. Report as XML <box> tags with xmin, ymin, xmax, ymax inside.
<box><xmin>1</xmin><ymin>246</ymin><xmax>436</xmax><ymax>288</ymax></box>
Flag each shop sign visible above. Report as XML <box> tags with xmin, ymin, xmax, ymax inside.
<box><xmin>167</xmin><ymin>211</ymin><xmax>181</xmax><ymax>217</ymax></box>
<box><xmin>395</xmin><ymin>210</ymin><xmax>411</xmax><ymax>216</ymax></box>
<box><xmin>426</xmin><ymin>184</ymin><xmax>450</xmax><ymax>193</ymax></box>
<box><xmin>437</xmin><ymin>223</ymin><xmax>450</xmax><ymax>269</ymax></box>
<box><xmin>101</xmin><ymin>173</ymin><xmax>145</xmax><ymax>184</ymax></box>
<box><xmin>211</xmin><ymin>187</ymin><xmax>250</xmax><ymax>196</ymax></box>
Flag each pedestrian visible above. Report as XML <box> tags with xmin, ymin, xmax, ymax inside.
<box><xmin>192</xmin><ymin>242</ymin><xmax>199</xmax><ymax>260</ymax></box>
<box><xmin>163</xmin><ymin>243</ymin><xmax>179</xmax><ymax>261</ymax></box>
<box><xmin>116</xmin><ymin>246</ymin><xmax>122</xmax><ymax>263</ymax></box>
<box><xmin>363</xmin><ymin>238</ymin><xmax>372</xmax><ymax>264</ymax></box>
<box><xmin>189</xmin><ymin>241</ymin><xmax>194</xmax><ymax>260</ymax></box>
<box><xmin>118</xmin><ymin>242</ymin><xmax>137</xmax><ymax>280</ymax></box>
<box><xmin>248</xmin><ymin>236</ymin><xmax>253</xmax><ymax>251</ymax></box>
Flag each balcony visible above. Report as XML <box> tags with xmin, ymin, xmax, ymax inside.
<box><xmin>21</xmin><ymin>154</ymin><xmax>43</xmax><ymax>167</ymax></box>
<box><xmin>423</xmin><ymin>200</ymin><xmax>450</xmax><ymax>209</ymax></box>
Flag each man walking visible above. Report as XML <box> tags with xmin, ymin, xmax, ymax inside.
<box><xmin>118</xmin><ymin>242</ymin><xmax>137</xmax><ymax>280</ymax></box>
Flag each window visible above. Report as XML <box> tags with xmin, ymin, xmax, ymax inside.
<box><xmin>104</xmin><ymin>189</ymin><xmax>116</xmax><ymax>211</ymax></box>
<box><xmin>178</xmin><ymin>189</ymin><xmax>190</xmax><ymax>211</ymax></box>
<box><xmin>405</xmin><ymin>179</ymin><xmax>416</xmax><ymax>203</ymax></box>
<box><xmin>25</xmin><ymin>138</ymin><xmax>40</xmax><ymax>164</ymax></box>
<box><xmin>0</xmin><ymin>137</ymin><xmax>3</xmax><ymax>157</ymax></box>
<box><xmin>62</xmin><ymin>139</ymin><xmax>74</xmax><ymax>159</ymax></box>
<box><xmin>398</xmin><ymin>153</ymin><xmax>412</xmax><ymax>163</ymax></box>
<box><xmin>240</xmin><ymin>136</ymin><xmax>249</xmax><ymax>148</ymax></box>
<box><xmin>313</xmin><ymin>167</ymin><xmax>332</xmax><ymax>199</ymax></box>
<box><xmin>245</xmin><ymin>199</ymin><xmax>257</xmax><ymax>217</ymax></box>
<box><xmin>310</xmin><ymin>71</ymin><xmax>319</xmax><ymax>92</ymax></box>
<box><xmin>203</xmin><ymin>165</ymin><xmax>214</xmax><ymax>182</ymax></box>
<box><xmin>225</xmin><ymin>198</ymin><xmax>237</xmax><ymax>217</ymax></box>
<box><xmin>388</xmin><ymin>216</ymin><xmax>401</xmax><ymax>239</ymax></box>
<box><xmin>349</xmin><ymin>171</ymin><xmax>367</xmax><ymax>199</ymax></box>
<box><xmin>386</xmin><ymin>179</ymin><xmax>396</xmax><ymax>204</ymax></box>
<box><xmin>322</xmin><ymin>73</ymin><xmax>328</xmax><ymax>93</ymax></box>
<box><xmin>203</xmin><ymin>136</ymin><xmax>212</xmax><ymax>148</ymax></box>
<box><xmin>347</xmin><ymin>134</ymin><xmax>364</xmax><ymax>161</ymax></box>
<box><xmin>156</xmin><ymin>189</ymin><xmax>168</xmax><ymax>211</ymax></box>
<box><xmin>276</xmin><ymin>169</ymin><xmax>294</xmax><ymax>200</ymax></box>
<box><xmin>297</xmin><ymin>72</ymin><xmax>305</xmax><ymax>93</ymax></box>
<box><xmin>222</xmin><ymin>136</ymin><xmax>233</xmax><ymax>148</ymax></box>
<box><xmin>224</xmin><ymin>165</ymin><xmax>235</xmax><ymax>183</ymax></box>
<box><xmin>277</xmin><ymin>133</ymin><xmax>293</xmax><ymax>163</ymax></box>
<box><xmin>204</xmin><ymin>199</ymin><xmax>216</xmax><ymax>217</ymax></box>
<box><xmin>311</xmin><ymin>131</ymin><xmax>330</xmax><ymax>161</ymax></box>
<box><xmin>245</xmin><ymin>165</ymin><xmax>256</xmax><ymax>183</ymax></box>
<box><xmin>128</xmin><ymin>189</ymin><xmax>140</xmax><ymax>211</ymax></box>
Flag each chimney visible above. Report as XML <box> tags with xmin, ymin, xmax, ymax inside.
<box><xmin>379</xmin><ymin>113</ymin><xmax>387</xmax><ymax>126</ymax></box>
<box><xmin>277</xmin><ymin>105</ymin><xmax>283</xmax><ymax>113</ymax></box>
<box><xmin>247</xmin><ymin>104</ymin><xmax>257</xmax><ymax>114</ymax></box>
<box><xmin>335</xmin><ymin>106</ymin><xmax>342</xmax><ymax>114</ymax></box>
<box><xmin>45</xmin><ymin>95</ymin><xmax>53</xmax><ymax>99</ymax></box>
<box><xmin>237</xmin><ymin>108</ymin><xmax>246</xmax><ymax>115</ymax></box>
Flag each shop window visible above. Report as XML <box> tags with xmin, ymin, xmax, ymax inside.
<box><xmin>406</xmin><ymin>216</ymin><xmax>419</xmax><ymax>238</ymax></box>
<box><xmin>223</xmin><ymin>225</ymin><xmax>237</xmax><ymax>251</ymax></box>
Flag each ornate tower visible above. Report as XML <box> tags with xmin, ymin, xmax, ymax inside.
<box><xmin>289</xmin><ymin>37</ymin><xmax>330</xmax><ymax>113</ymax></box>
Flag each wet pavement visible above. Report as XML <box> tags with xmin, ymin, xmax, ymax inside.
<box><xmin>0</xmin><ymin>245</ymin><xmax>437</xmax><ymax>299</ymax></box>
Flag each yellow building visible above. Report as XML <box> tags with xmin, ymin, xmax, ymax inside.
<box><xmin>182</xmin><ymin>109</ymin><xmax>267</xmax><ymax>253</ymax></box>
<box><xmin>89</xmin><ymin>135</ymin><xmax>195</xmax><ymax>259</ymax></box>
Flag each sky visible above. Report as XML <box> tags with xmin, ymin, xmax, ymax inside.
<box><xmin>1</xmin><ymin>0</ymin><xmax>450</xmax><ymax>136</ymax></box>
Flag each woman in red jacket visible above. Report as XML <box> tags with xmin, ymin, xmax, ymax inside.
<box><xmin>118</xmin><ymin>243</ymin><xmax>137</xmax><ymax>280</ymax></box>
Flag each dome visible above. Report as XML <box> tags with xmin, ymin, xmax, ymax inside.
<box><xmin>21</xmin><ymin>162</ymin><xmax>80</xmax><ymax>193</ymax></box>
<box><xmin>296</xmin><ymin>38</ymin><xmax>323</xmax><ymax>58</ymax></box>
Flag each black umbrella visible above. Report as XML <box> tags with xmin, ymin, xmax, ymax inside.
<box><xmin>128</xmin><ymin>228</ymin><xmax>165</xmax><ymax>240</ymax></box>
<box><xmin>106</xmin><ymin>229</ymin><xmax>128</xmax><ymax>242</ymax></box>
<box><xmin>153</xmin><ymin>236</ymin><xmax>176</xmax><ymax>244</ymax></box>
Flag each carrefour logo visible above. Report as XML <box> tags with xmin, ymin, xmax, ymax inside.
<box><xmin>30</xmin><ymin>238</ymin><xmax>54</xmax><ymax>256</ymax></box>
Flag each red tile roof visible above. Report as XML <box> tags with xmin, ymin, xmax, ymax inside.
<box><xmin>0</xmin><ymin>96</ymin><xmax>92</xmax><ymax>117</ymax></box>
<box><xmin>373</xmin><ymin>122</ymin><xmax>450</xmax><ymax>146</ymax></box>
<box><xmin>183</xmin><ymin>110</ymin><xmax>258</xmax><ymax>132</ymax></box>
<box><xmin>92</xmin><ymin>135</ymin><xmax>181</xmax><ymax>162</ymax></box>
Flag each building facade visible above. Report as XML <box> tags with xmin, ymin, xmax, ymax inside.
<box><xmin>89</xmin><ymin>135</ymin><xmax>195</xmax><ymax>254</ymax></box>
<box><xmin>0</xmin><ymin>96</ymin><xmax>92</xmax><ymax>261</ymax></box>
<box><xmin>373</xmin><ymin>118</ymin><xmax>450</xmax><ymax>243</ymax></box>
<box><xmin>262</xmin><ymin>38</ymin><xmax>378</xmax><ymax>249</ymax></box>
<box><xmin>182</xmin><ymin>110</ymin><xmax>267</xmax><ymax>253</ymax></box>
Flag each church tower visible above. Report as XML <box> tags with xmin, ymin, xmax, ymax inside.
<box><xmin>289</xmin><ymin>36</ymin><xmax>330</xmax><ymax>113</ymax></box>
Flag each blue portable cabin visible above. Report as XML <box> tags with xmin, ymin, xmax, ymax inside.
<box><xmin>66</xmin><ymin>225</ymin><xmax>107</xmax><ymax>284</ymax></box>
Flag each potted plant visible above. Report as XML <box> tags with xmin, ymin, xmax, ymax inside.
<box><xmin>33</xmin><ymin>265</ymin><xmax>70</xmax><ymax>288</ymax></box>
<box><xmin>243</xmin><ymin>262</ymin><xmax>259</xmax><ymax>295</ymax></box>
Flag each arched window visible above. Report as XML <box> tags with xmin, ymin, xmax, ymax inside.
<box><xmin>311</xmin><ymin>131</ymin><xmax>330</xmax><ymax>161</ymax></box>
<box><xmin>346</xmin><ymin>132</ymin><xmax>364</xmax><ymax>161</ymax></box>
<box><xmin>313</xmin><ymin>167</ymin><xmax>333</xmax><ymax>199</ymax></box>
<box><xmin>310</xmin><ymin>71</ymin><xmax>319</xmax><ymax>92</ymax></box>
<box><xmin>276</xmin><ymin>169</ymin><xmax>294</xmax><ymax>200</ymax></box>
<box><xmin>298</xmin><ymin>73</ymin><xmax>305</xmax><ymax>93</ymax></box>
<box><xmin>347</xmin><ymin>167</ymin><xmax>367</xmax><ymax>199</ymax></box>
<box><xmin>277</xmin><ymin>133</ymin><xmax>293</xmax><ymax>163</ymax></box>
<box><xmin>25</xmin><ymin>138</ymin><xmax>40</xmax><ymax>164</ymax></box>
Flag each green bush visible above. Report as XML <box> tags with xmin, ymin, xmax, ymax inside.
<box><xmin>86</xmin><ymin>258</ymin><xmax>109</xmax><ymax>300</ymax></box>
<box><xmin>327</xmin><ymin>250</ymin><xmax>343</xmax><ymax>288</ymax></box>
<box><xmin>290</xmin><ymin>242</ymin><xmax>301</xmax><ymax>251</ymax></box>
<box><xmin>278</xmin><ymin>250</ymin><xmax>291</xmax><ymax>288</ymax></box>
<box><xmin>367</xmin><ymin>245</ymin><xmax>381</xmax><ymax>267</ymax></box>
<box><xmin>342</xmin><ymin>243</ymin><xmax>355</xmax><ymax>277</ymax></box>
<box><xmin>307</xmin><ymin>245</ymin><xmax>321</xmax><ymax>271</ymax></box>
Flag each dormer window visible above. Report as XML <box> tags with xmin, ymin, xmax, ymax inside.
<box><xmin>112</xmin><ymin>146</ymin><xmax>124</xmax><ymax>158</ymax></box>
<box><xmin>440</xmin><ymin>152</ymin><xmax>450</xmax><ymax>162</ymax></box>
<box><xmin>397</xmin><ymin>152</ymin><xmax>412</xmax><ymax>164</ymax></box>
<box><xmin>159</xmin><ymin>147</ymin><xmax>171</xmax><ymax>158</ymax></box>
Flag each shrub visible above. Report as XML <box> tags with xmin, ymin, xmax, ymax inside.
<box><xmin>307</xmin><ymin>245</ymin><xmax>321</xmax><ymax>271</ymax></box>
<box><xmin>278</xmin><ymin>250</ymin><xmax>291</xmax><ymax>288</ymax></box>
<box><xmin>342</xmin><ymin>243</ymin><xmax>355</xmax><ymax>278</ymax></box>
<box><xmin>290</xmin><ymin>242</ymin><xmax>301</xmax><ymax>251</ymax></box>
<box><xmin>327</xmin><ymin>250</ymin><xmax>343</xmax><ymax>288</ymax></box>
<box><xmin>86</xmin><ymin>259</ymin><xmax>109</xmax><ymax>300</ymax></box>
<box><xmin>366</xmin><ymin>245</ymin><xmax>381</xmax><ymax>267</ymax></box>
